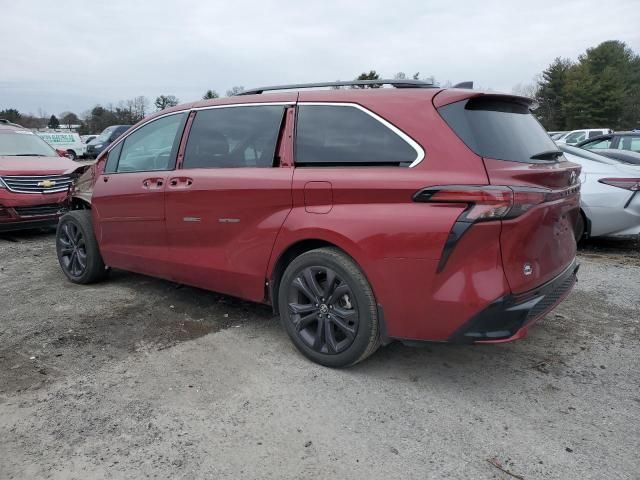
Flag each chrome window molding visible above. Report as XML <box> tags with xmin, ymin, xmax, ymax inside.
<box><xmin>297</xmin><ymin>102</ymin><xmax>425</xmax><ymax>168</ymax></box>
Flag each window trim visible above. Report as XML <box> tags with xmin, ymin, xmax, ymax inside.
<box><xmin>105</xmin><ymin>111</ymin><xmax>188</xmax><ymax>174</ymax></box>
<box><xmin>295</xmin><ymin>102</ymin><xmax>425</xmax><ymax>168</ymax></box>
<box><xmin>180</xmin><ymin>103</ymin><xmax>289</xmax><ymax>170</ymax></box>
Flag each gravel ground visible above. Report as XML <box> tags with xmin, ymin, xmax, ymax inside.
<box><xmin>0</xmin><ymin>231</ymin><xmax>638</xmax><ymax>479</ymax></box>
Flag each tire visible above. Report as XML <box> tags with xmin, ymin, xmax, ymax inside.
<box><xmin>278</xmin><ymin>247</ymin><xmax>380</xmax><ymax>368</ymax></box>
<box><xmin>56</xmin><ymin>210</ymin><xmax>108</xmax><ymax>284</ymax></box>
<box><xmin>574</xmin><ymin>212</ymin><xmax>586</xmax><ymax>242</ymax></box>
<box><xmin>66</xmin><ymin>150</ymin><xmax>77</xmax><ymax>161</ymax></box>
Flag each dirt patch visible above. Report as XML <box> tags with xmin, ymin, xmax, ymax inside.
<box><xmin>0</xmin><ymin>231</ymin><xmax>273</xmax><ymax>396</ymax></box>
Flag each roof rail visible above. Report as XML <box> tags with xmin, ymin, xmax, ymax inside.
<box><xmin>236</xmin><ymin>79</ymin><xmax>435</xmax><ymax>96</ymax></box>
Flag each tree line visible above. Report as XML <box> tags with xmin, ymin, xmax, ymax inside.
<box><xmin>0</xmin><ymin>87</ymin><xmax>245</xmax><ymax>135</ymax></box>
<box><xmin>5</xmin><ymin>40</ymin><xmax>637</xmax><ymax>137</ymax></box>
<box><xmin>533</xmin><ymin>40</ymin><xmax>639</xmax><ymax>131</ymax></box>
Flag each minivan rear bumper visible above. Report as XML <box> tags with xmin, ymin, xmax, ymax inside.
<box><xmin>448</xmin><ymin>259</ymin><xmax>579</xmax><ymax>343</ymax></box>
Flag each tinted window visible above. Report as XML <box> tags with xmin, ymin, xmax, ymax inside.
<box><xmin>618</xmin><ymin>136</ymin><xmax>640</xmax><ymax>152</ymax></box>
<box><xmin>183</xmin><ymin>105</ymin><xmax>285</xmax><ymax>169</ymax></box>
<box><xmin>564</xmin><ymin>131</ymin><xmax>586</xmax><ymax>143</ymax></box>
<box><xmin>116</xmin><ymin>113</ymin><xmax>185</xmax><ymax>172</ymax></box>
<box><xmin>104</xmin><ymin>141</ymin><xmax>123</xmax><ymax>173</ymax></box>
<box><xmin>588</xmin><ymin>130</ymin><xmax>603</xmax><ymax>139</ymax></box>
<box><xmin>438</xmin><ymin>98</ymin><xmax>560</xmax><ymax>163</ymax></box>
<box><xmin>295</xmin><ymin>105</ymin><xmax>418</xmax><ymax>166</ymax></box>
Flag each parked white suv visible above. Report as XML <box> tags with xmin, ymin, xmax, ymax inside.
<box><xmin>556</xmin><ymin>128</ymin><xmax>613</xmax><ymax>145</ymax></box>
<box><xmin>35</xmin><ymin>131</ymin><xmax>86</xmax><ymax>160</ymax></box>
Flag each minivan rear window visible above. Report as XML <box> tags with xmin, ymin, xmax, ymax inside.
<box><xmin>438</xmin><ymin>97</ymin><xmax>561</xmax><ymax>163</ymax></box>
<box><xmin>295</xmin><ymin>105</ymin><xmax>419</xmax><ymax>166</ymax></box>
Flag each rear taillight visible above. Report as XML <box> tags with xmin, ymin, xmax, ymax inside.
<box><xmin>414</xmin><ymin>185</ymin><xmax>580</xmax><ymax>272</ymax></box>
<box><xmin>598</xmin><ymin>178</ymin><xmax>640</xmax><ymax>191</ymax></box>
<box><xmin>413</xmin><ymin>185</ymin><xmax>573</xmax><ymax>221</ymax></box>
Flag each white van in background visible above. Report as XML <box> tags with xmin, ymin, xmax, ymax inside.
<box><xmin>555</xmin><ymin>128</ymin><xmax>613</xmax><ymax>145</ymax></box>
<box><xmin>34</xmin><ymin>131</ymin><xmax>86</xmax><ymax>160</ymax></box>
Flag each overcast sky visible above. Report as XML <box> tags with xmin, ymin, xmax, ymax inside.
<box><xmin>1</xmin><ymin>0</ymin><xmax>639</xmax><ymax>117</ymax></box>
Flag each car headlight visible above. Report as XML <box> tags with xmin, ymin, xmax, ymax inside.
<box><xmin>94</xmin><ymin>143</ymin><xmax>103</xmax><ymax>148</ymax></box>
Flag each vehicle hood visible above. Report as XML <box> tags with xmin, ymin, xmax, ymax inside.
<box><xmin>0</xmin><ymin>155</ymin><xmax>80</xmax><ymax>176</ymax></box>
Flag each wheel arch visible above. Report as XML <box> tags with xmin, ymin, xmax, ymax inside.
<box><xmin>269</xmin><ymin>238</ymin><xmax>341</xmax><ymax>313</ymax></box>
<box><xmin>579</xmin><ymin>207</ymin><xmax>592</xmax><ymax>239</ymax></box>
<box><xmin>71</xmin><ymin>196</ymin><xmax>92</xmax><ymax>210</ymax></box>
<box><xmin>268</xmin><ymin>236</ymin><xmax>392</xmax><ymax>346</ymax></box>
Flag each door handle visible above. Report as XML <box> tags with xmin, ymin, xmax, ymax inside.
<box><xmin>143</xmin><ymin>178</ymin><xmax>164</xmax><ymax>189</ymax></box>
<box><xmin>168</xmin><ymin>177</ymin><xmax>193</xmax><ymax>188</ymax></box>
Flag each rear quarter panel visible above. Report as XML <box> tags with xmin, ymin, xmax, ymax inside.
<box><xmin>269</xmin><ymin>91</ymin><xmax>513</xmax><ymax>340</ymax></box>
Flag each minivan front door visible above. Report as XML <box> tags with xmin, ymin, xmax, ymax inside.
<box><xmin>92</xmin><ymin>112</ymin><xmax>187</xmax><ymax>277</ymax></box>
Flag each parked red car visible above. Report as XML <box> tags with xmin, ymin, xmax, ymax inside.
<box><xmin>0</xmin><ymin>120</ymin><xmax>81</xmax><ymax>232</ymax></box>
<box><xmin>56</xmin><ymin>80</ymin><xmax>581</xmax><ymax>367</ymax></box>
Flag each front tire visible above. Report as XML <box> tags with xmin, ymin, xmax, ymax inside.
<box><xmin>575</xmin><ymin>211</ymin><xmax>586</xmax><ymax>243</ymax></box>
<box><xmin>56</xmin><ymin>210</ymin><xmax>107</xmax><ymax>284</ymax></box>
<box><xmin>278</xmin><ymin>248</ymin><xmax>380</xmax><ymax>368</ymax></box>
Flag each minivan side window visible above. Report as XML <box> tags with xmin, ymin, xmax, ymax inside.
<box><xmin>183</xmin><ymin>105</ymin><xmax>285</xmax><ymax>169</ymax></box>
<box><xmin>295</xmin><ymin>105</ymin><xmax>418</xmax><ymax>166</ymax></box>
<box><xmin>116</xmin><ymin>113</ymin><xmax>186</xmax><ymax>173</ymax></box>
<box><xmin>104</xmin><ymin>141</ymin><xmax>123</xmax><ymax>173</ymax></box>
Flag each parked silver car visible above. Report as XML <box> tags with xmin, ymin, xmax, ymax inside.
<box><xmin>558</xmin><ymin>144</ymin><xmax>640</xmax><ymax>239</ymax></box>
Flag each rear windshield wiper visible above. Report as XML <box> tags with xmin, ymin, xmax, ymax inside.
<box><xmin>13</xmin><ymin>153</ymin><xmax>47</xmax><ymax>156</ymax></box>
<box><xmin>530</xmin><ymin>150</ymin><xmax>563</xmax><ymax>160</ymax></box>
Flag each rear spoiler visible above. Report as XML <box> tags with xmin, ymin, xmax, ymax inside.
<box><xmin>433</xmin><ymin>90</ymin><xmax>534</xmax><ymax>109</ymax></box>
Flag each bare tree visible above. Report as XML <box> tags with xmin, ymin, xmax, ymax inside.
<box><xmin>154</xmin><ymin>95</ymin><xmax>179</xmax><ymax>111</ymax></box>
<box><xmin>225</xmin><ymin>86</ymin><xmax>245</xmax><ymax>96</ymax></box>
<box><xmin>131</xmin><ymin>96</ymin><xmax>149</xmax><ymax>119</ymax></box>
<box><xmin>512</xmin><ymin>82</ymin><xmax>538</xmax><ymax>98</ymax></box>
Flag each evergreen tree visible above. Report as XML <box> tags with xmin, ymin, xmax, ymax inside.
<box><xmin>535</xmin><ymin>58</ymin><xmax>572</xmax><ymax>130</ymax></box>
<box><xmin>0</xmin><ymin>108</ymin><xmax>21</xmax><ymax>123</ymax></box>
<box><xmin>354</xmin><ymin>70</ymin><xmax>381</xmax><ymax>88</ymax></box>
<box><xmin>48</xmin><ymin>114</ymin><xmax>60</xmax><ymax>129</ymax></box>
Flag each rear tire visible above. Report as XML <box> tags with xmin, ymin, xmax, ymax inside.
<box><xmin>278</xmin><ymin>248</ymin><xmax>380</xmax><ymax>368</ymax></box>
<box><xmin>56</xmin><ymin>210</ymin><xmax>108</xmax><ymax>284</ymax></box>
<box><xmin>66</xmin><ymin>149</ymin><xmax>77</xmax><ymax>161</ymax></box>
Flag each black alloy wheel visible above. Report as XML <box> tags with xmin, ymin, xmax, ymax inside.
<box><xmin>278</xmin><ymin>248</ymin><xmax>380</xmax><ymax>367</ymax></box>
<box><xmin>58</xmin><ymin>221</ymin><xmax>87</xmax><ymax>277</ymax></box>
<box><xmin>56</xmin><ymin>210</ymin><xmax>108</xmax><ymax>284</ymax></box>
<box><xmin>287</xmin><ymin>265</ymin><xmax>359</xmax><ymax>355</ymax></box>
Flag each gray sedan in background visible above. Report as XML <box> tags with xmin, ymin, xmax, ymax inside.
<box><xmin>558</xmin><ymin>144</ymin><xmax>640</xmax><ymax>239</ymax></box>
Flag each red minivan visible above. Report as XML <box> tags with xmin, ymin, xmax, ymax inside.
<box><xmin>1</xmin><ymin>120</ymin><xmax>81</xmax><ymax>232</ymax></box>
<box><xmin>56</xmin><ymin>80</ymin><xmax>581</xmax><ymax>367</ymax></box>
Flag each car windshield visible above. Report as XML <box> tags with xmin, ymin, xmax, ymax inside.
<box><xmin>96</xmin><ymin>127</ymin><xmax>117</xmax><ymax>142</ymax></box>
<box><xmin>0</xmin><ymin>130</ymin><xmax>58</xmax><ymax>156</ymax></box>
<box><xmin>557</xmin><ymin>144</ymin><xmax>621</xmax><ymax>165</ymax></box>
